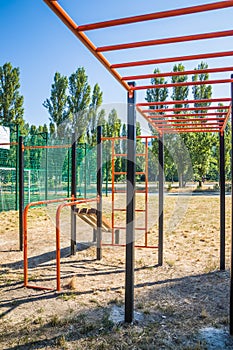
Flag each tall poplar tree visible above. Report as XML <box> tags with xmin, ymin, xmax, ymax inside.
<box><xmin>191</xmin><ymin>62</ymin><xmax>212</xmax><ymax>187</ymax></box>
<box><xmin>0</xmin><ymin>62</ymin><xmax>24</xmax><ymax>126</ymax></box>
<box><xmin>43</xmin><ymin>72</ymin><xmax>68</xmax><ymax>138</ymax></box>
<box><xmin>171</xmin><ymin>63</ymin><xmax>191</xmax><ymax>187</ymax></box>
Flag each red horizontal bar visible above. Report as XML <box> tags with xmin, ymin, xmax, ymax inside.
<box><xmin>132</xmin><ymin>78</ymin><xmax>233</xmax><ymax>90</ymax></box>
<box><xmin>137</xmin><ymin>98</ymin><xmax>231</xmax><ymax>107</ymax></box>
<box><xmin>141</xmin><ymin>106</ymin><xmax>229</xmax><ymax>113</ymax></box>
<box><xmin>161</xmin><ymin>129</ymin><xmax>220</xmax><ymax>133</ymax></box>
<box><xmin>97</xmin><ymin>30</ymin><xmax>233</xmax><ymax>52</ymax></box>
<box><xmin>221</xmin><ymin>104</ymin><xmax>232</xmax><ymax>133</ymax></box>
<box><xmin>111</xmin><ymin>50</ymin><xmax>233</xmax><ymax>68</ymax></box>
<box><xmin>77</xmin><ymin>1</ymin><xmax>233</xmax><ymax>31</ymax></box>
<box><xmin>148</xmin><ymin>112</ymin><xmax>227</xmax><ymax>118</ymax></box>
<box><xmin>153</xmin><ymin>122</ymin><xmax>222</xmax><ymax>128</ymax></box>
<box><xmin>150</xmin><ymin>117</ymin><xmax>224</xmax><ymax>123</ymax></box>
<box><xmin>122</xmin><ymin>66</ymin><xmax>233</xmax><ymax>81</ymax></box>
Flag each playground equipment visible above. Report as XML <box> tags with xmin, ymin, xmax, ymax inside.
<box><xmin>43</xmin><ymin>0</ymin><xmax>233</xmax><ymax>329</ymax></box>
<box><xmin>23</xmin><ymin>129</ymin><xmax>161</xmax><ymax>291</ymax></box>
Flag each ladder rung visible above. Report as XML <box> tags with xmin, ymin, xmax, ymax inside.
<box><xmin>136</xmin><ymin>172</ymin><xmax>145</xmax><ymax>175</ymax></box>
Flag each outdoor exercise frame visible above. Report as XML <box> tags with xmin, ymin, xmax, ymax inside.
<box><xmin>44</xmin><ymin>0</ymin><xmax>233</xmax><ymax>330</ymax></box>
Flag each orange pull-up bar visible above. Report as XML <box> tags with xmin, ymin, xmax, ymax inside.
<box><xmin>77</xmin><ymin>1</ymin><xmax>233</xmax><ymax>31</ymax></box>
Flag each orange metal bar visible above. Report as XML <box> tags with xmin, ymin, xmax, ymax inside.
<box><xmin>158</xmin><ymin>128</ymin><xmax>220</xmax><ymax>133</ymax></box>
<box><xmin>43</xmin><ymin>0</ymin><xmax>131</xmax><ymax>93</ymax></box>
<box><xmin>112</xmin><ymin>50</ymin><xmax>233</xmax><ymax>69</ymax></box>
<box><xmin>221</xmin><ymin>104</ymin><xmax>232</xmax><ymax>134</ymax></box>
<box><xmin>148</xmin><ymin>113</ymin><xmax>227</xmax><ymax>118</ymax></box>
<box><xmin>97</xmin><ymin>30</ymin><xmax>233</xmax><ymax>52</ymax></box>
<box><xmin>150</xmin><ymin>118</ymin><xmax>224</xmax><ymax>123</ymax></box>
<box><xmin>142</xmin><ymin>106</ymin><xmax>229</xmax><ymax>113</ymax></box>
<box><xmin>122</xmin><ymin>66</ymin><xmax>233</xmax><ymax>81</ymax></box>
<box><xmin>55</xmin><ymin>198</ymin><xmax>97</xmax><ymax>291</ymax></box>
<box><xmin>132</xmin><ymin>79</ymin><xmax>233</xmax><ymax>91</ymax></box>
<box><xmin>23</xmin><ymin>197</ymin><xmax>74</xmax><ymax>290</ymax></box>
<box><xmin>77</xmin><ymin>1</ymin><xmax>233</xmax><ymax>31</ymax></box>
<box><xmin>152</xmin><ymin>122</ymin><xmax>222</xmax><ymax>128</ymax></box>
<box><xmin>24</xmin><ymin>144</ymin><xmax>71</xmax><ymax>150</ymax></box>
<box><xmin>137</xmin><ymin>98</ymin><xmax>231</xmax><ymax>107</ymax></box>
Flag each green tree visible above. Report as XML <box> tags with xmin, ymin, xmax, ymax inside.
<box><xmin>43</xmin><ymin>72</ymin><xmax>68</xmax><ymax>137</ymax></box>
<box><xmin>171</xmin><ymin>63</ymin><xmax>191</xmax><ymax>187</ymax></box>
<box><xmin>0</xmin><ymin>62</ymin><xmax>24</xmax><ymax>126</ymax></box>
<box><xmin>67</xmin><ymin>67</ymin><xmax>91</xmax><ymax>141</ymax></box>
<box><xmin>191</xmin><ymin>62</ymin><xmax>213</xmax><ymax>187</ymax></box>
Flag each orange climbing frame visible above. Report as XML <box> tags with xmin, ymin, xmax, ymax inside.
<box><xmin>23</xmin><ymin>197</ymin><xmax>97</xmax><ymax>291</ymax></box>
<box><xmin>101</xmin><ymin>135</ymin><xmax>158</xmax><ymax>249</ymax></box>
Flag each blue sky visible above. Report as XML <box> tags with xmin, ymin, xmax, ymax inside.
<box><xmin>0</xmin><ymin>0</ymin><xmax>232</xmax><ymax>128</ymax></box>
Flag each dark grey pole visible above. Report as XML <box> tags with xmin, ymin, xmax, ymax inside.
<box><xmin>230</xmin><ymin>74</ymin><xmax>233</xmax><ymax>335</ymax></box>
<box><xmin>158</xmin><ymin>133</ymin><xmax>164</xmax><ymax>266</ymax></box>
<box><xmin>97</xmin><ymin>125</ymin><xmax>102</xmax><ymax>260</ymax></box>
<box><xmin>125</xmin><ymin>83</ymin><xmax>136</xmax><ymax>323</ymax></box>
<box><xmin>19</xmin><ymin>136</ymin><xmax>24</xmax><ymax>251</ymax></box>
<box><xmin>71</xmin><ymin>132</ymin><xmax>77</xmax><ymax>256</ymax></box>
<box><xmin>219</xmin><ymin>132</ymin><xmax>225</xmax><ymax>270</ymax></box>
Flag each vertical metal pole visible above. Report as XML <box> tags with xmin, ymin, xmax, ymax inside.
<box><xmin>71</xmin><ymin>132</ymin><xmax>77</xmax><ymax>256</ymax></box>
<box><xmin>125</xmin><ymin>82</ymin><xmax>136</xmax><ymax>323</ymax></box>
<box><xmin>97</xmin><ymin>125</ymin><xmax>102</xmax><ymax>260</ymax></box>
<box><xmin>15</xmin><ymin>124</ymin><xmax>19</xmax><ymax>211</ymax></box>
<box><xmin>45</xmin><ymin>132</ymin><xmax>48</xmax><ymax>201</ymax></box>
<box><xmin>105</xmin><ymin>143</ymin><xmax>108</xmax><ymax>197</ymax></box>
<box><xmin>220</xmin><ymin>132</ymin><xmax>225</xmax><ymax>270</ymax></box>
<box><xmin>19</xmin><ymin>136</ymin><xmax>24</xmax><ymax>251</ymax></box>
<box><xmin>230</xmin><ymin>74</ymin><xmax>233</xmax><ymax>335</ymax></box>
<box><xmin>158</xmin><ymin>133</ymin><xmax>164</xmax><ymax>266</ymax></box>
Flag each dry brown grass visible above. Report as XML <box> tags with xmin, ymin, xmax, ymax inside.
<box><xmin>0</xmin><ymin>194</ymin><xmax>232</xmax><ymax>349</ymax></box>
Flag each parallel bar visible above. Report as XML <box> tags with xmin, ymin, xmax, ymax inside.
<box><xmin>19</xmin><ymin>136</ymin><xmax>24</xmax><ymax>252</ymax></box>
<box><xmin>137</xmin><ymin>98</ymin><xmax>231</xmax><ymax>107</ymax></box>
<box><xmin>230</xmin><ymin>74</ymin><xmax>233</xmax><ymax>335</ymax></box>
<box><xmin>143</xmin><ymin>106</ymin><xmax>229</xmax><ymax>113</ymax></box>
<box><xmin>122</xmin><ymin>66</ymin><xmax>233</xmax><ymax>81</ymax></box>
<box><xmin>97</xmin><ymin>125</ymin><xmax>103</xmax><ymax>260</ymax></box>
<box><xmin>159</xmin><ymin>128</ymin><xmax>220</xmax><ymax>133</ymax></box>
<box><xmin>221</xmin><ymin>104</ymin><xmax>232</xmax><ymax>133</ymax></box>
<box><xmin>220</xmin><ymin>132</ymin><xmax>225</xmax><ymax>270</ymax></box>
<box><xmin>149</xmin><ymin>113</ymin><xmax>227</xmax><ymax>118</ymax></box>
<box><xmin>158</xmin><ymin>134</ymin><xmax>164</xmax><ymax>266</ymax></box>
<box><xmin>125</xmin><ymin>82</ymin><xmax>136</xmax><ymax>323</ymax></box>
<box><xmin>77</xmin><ymin>1</ymin><xmax>233</xmax><ymax>31</ymax></box>
<box><xmin>97</xmin><ymin>30</ymin><xmax>233</xmax><ymax>52</ymax></box>
<box><xmin>132</xmin><ymin>79</ymin><xmax>233</xmax><ymax>91</ymax></box>
<box><xmin>112</xmin><ymin>51</ymin><xmax>233</xmax><ymax>69</ymax></box>
<box><xmin>71</xmin><ymin>133</ymin><xmax>77</xmax><ymax>256</ymax></box>
<box><xmin>149</xmin><ymin>118</ymin><xmax>225</xmax><ymax>123</ymax></box>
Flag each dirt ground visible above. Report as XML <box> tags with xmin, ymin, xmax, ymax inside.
<box><xmin>1</xmin><ymin>193</ymin><xmax>233</xmax><ymax>349</ymax></box>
